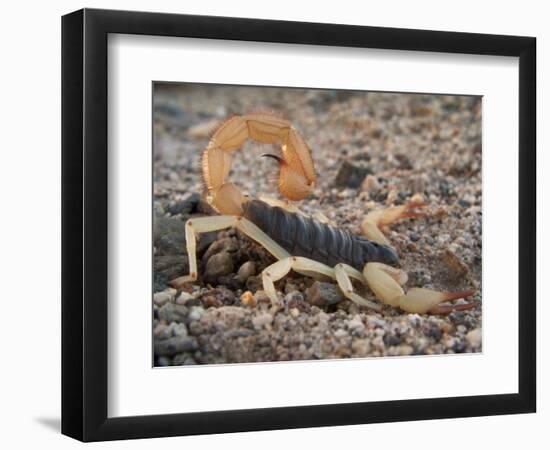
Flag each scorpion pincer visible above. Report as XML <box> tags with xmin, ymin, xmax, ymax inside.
<box><xmin>171</xmin><ymin>113</ymin><xmax>476</xmax><ymax>314</ymax></box>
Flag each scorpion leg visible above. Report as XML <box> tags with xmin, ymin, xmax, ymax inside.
<box><xmin>170</xmin><ymin>216</ymin><xmax>240</xmax><ymax>288</ymax></box>
<box><xmin>171</xmin><ymin>216</ymin><xmax>292</xmax><ymax>289</ymax></box>
<box><xmin>261</xmin><ymin>257</ymin><xmax>381</xmax><ymax>311</ymax></box>
<box><xmin>236</xmin><ymin>217</ymin><xmax>291</xmax><ymax>261</ymax></box>
<box><xmin>261</xmin><ymin>257</ymin><xmax>294</xmax><ymax>304</ymax></box>
<box><xmin>334</xmin><ymin>263</ymin><xmax>382</xmax><ymax>311</ymax></box>
<box><xmin>261</xmin><ymin>256</ymin><xmax>334</xmax><ymax>305</ymax></box>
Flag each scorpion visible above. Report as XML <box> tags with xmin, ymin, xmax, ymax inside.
<box><xmin>171</xmin><ymin>113</ymin><xmax>476</xmax><ymax>314</ymax></box>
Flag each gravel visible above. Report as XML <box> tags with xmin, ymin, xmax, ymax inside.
<box><xmin>152</xmin><ymin>83</ymin><xmax>482</xmax><ymax>366</ymax></box>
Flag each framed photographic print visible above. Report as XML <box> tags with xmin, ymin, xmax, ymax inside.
<box><xmin>61</xmin><ymin>8</ymin><xmax>536</xmax><ymax>442</ymax></box>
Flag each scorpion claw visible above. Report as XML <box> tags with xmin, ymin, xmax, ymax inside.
<box><xmin>363</xmin><ymin>263</ymin><xmax>477</xmax><ymax>314</ymax></box>
<box><xmin>398</xmin><ymin>288</ymin><xmax>476</xmax><ymax>315</ymax></box>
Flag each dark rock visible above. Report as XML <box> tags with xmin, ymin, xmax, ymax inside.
<box><xmin>236</xmin><ymin>261</ymin><xmax>256</xmax><ymax>282</ymax></box>
<box><xmin>153</xmin><ymin>217</ymin><xmax>186</xmax><ymax>256</ymax></box>
<box><xmin>202</xmin><ymin>287</ymin><xmax>237</xmax><ymax>308</ymax></box>
<box><xmin>423</xmin><ymin>323</ymin><xmax>442</xmax><ymax>340</ymax></box>
<box><xmin>172</xmin><ymin>353</ymin><xmax>197</xmax><ymax>365</ymax></box>
<box><xmin>289</xmin><ymin>299</ymin><xmax>311</xmax><ymax>313</ymax></box>
<box><xmin>202</xmin><ymin>237</ymin><xmax>239</xmax><ymax>264</ymax></box>
<box><xmin>448</xmin><ymin>311</ymin><xmax>465</xmax><ymax>323</ymax></box>
<box><xmin>213</xmin><ymin>287</ymin><xmax>237</xmax><ymax>305</ymax></box>
<box><xmin>158</xmin><ymin>303</ymin><xmax>189</xmax><ymax>323</ymax></box>
<box><xmin>373</xmin><ymin>190</ymin><xmax>388</xmax><ymax>203</ymax></box>
<box><xmin>438</xmin><ymin>248</ymin><xmax>469</xmax><ymax>284</ymax></box>
<box><xmin>204</xmin><ymin>252</ymin><xmax>235</xmax><ymax>283</ymax></box>
<box><xmin>285</xmin><ymin>291</ymin><xmax>311</xmax><ymax>313</ymax></box>
<box><xmin>383</xmin><ymin>334</ymin><xmax>402</xmax><ymax>346</ymax></box>
<box><xmin>154</xmin><ymin>101</ymin><xmax>184</xmax><ymax>118</ymax></box>
<box><xmin>154</xmin><ymin>255</ymin><xmax>188</xmax><ymax>291</ymax></box>
<box><xmin>203</xmin><ymin>296</ymin><xmax>223</xmax><ymax>308</ymax></box>
<box><xmin>394</xmin><ymin>153</ymin><xmax>413</xmax><ymax>170</ymax></box>
<box><xmin>453</xmin><ymin>340</ymin><xmax>467</xmax><ymax>353</ymax></box>
<box><xmin>246</xmin><ymin>275</ymin><xmax>263</xmax><ymax>293</ymax></box>
<box><xmin>438</xmin><ymin>179</ymin><xmax>455</xmax><ymax>197</ymax></box>
<box><xmin>197</xmin><ymin>198</ymin><xmax>217</xmax><ymax>215</ymax></box>
<box><xmin>334</xmin><ymin>160</ymin><xmax>372</xmax><ymax>188</ymax></box>
<box><xmin>306</xmin><ymin>281</ymin><xmax>344</xmax><ymax>306</ymax></box>
<box><xmin>306</xmin><ymin>91</ymin><xmax>341</xmax><ymax>109</ymax></box>
<box><xmin>154</xmin><ymin>272</ymin><xmax>170</xmax><ymax>293</ymax></box>
<box><xmin>154</xmin><ymin>335</ymin><xmax>198</xmax><ymax>356</ymax></box>
<box><xmin>196</xmin><ymin>231</ymin><xmax>219</xmax><ymax>256</ymax></box>
<box><xmin>176</xmin><ymin>294</ymin><xmax>202</xmax><ymax>307</ymax></box>
<box><xmin>166</xmin><ymin>192</ymin><xmax>201</xmax><ymax>216</ymax></box>
<box><xmin>217</xmin><ymin>275</ymin><xmax>243</xmax><ymax>290</ymax></box>
<box><xmin>352</xmin><ymin>152</ymin><xmax>371</xmax><ymax>162</ymax></box>
<box><xmin>156</xmin><ymin>356</ymin><xmax>172</xmax><ymax>366</ymax></box>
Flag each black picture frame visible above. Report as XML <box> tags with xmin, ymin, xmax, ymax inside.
<box><xmin>61</xmin><ymin>8</ymin><xmax>536</xmax><ymax>442</ymax></box>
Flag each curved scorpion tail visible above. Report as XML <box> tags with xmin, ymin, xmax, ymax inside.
<box><xmin>201</xmin><ymin>113</ymin><xmax>317</xmax><ymax>215</ymax></box>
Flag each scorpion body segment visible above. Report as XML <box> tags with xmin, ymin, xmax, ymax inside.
<box><xmin>243</xmin><ymin>199</ymin><xmax>399</xmax><ymax>269</ymax></box>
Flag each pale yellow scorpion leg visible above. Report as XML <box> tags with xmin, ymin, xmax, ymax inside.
<box><xmin>262</xmin><ymin>257</ymin><xmax>381</xmax><ymax>311</ymax></box>
<box><xmin>170</xmin><ymin>216</ymin><xmax>291</xmax><ymax>288</ymax></box>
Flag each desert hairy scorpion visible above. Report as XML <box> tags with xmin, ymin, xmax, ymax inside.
<box><xmin>171</xmin><ymin>113</ymin><xmax>476</xmax><ymax>314</ymax></box>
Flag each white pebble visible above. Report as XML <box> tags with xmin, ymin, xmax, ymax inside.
<box><xmin>347</xmin><ymin>318</ymin><xmax>365</xmax><ymax>333</ymax></box>
<box><xmin>176</xmin><ymin>291</ymin><xmax>194</xmax><ymax>305</ymax></box>
<box><xmin>466</xmin><ymin>328</ymin><xmax>482</xmax><ymax>348</ymax></box>
<box><xmin>189</xmin><ymin>306</ymin><xmax>205</xmax><ymax>322</ymax></box>
<box><xmin>153</xmin><ymin>290</ymin><xmax>174</xmax><ymax>306</ymax></box>
<box><xmin>252</xmin><ymin>313</ymin><xmax>273</xmax><ymax>329</ymax></box>
<box><xmin>171</xmin><ymin>323</ymin><xmax>188</xmax><ymax>337</ymax></box>
<box><xmin>334</xmin><ymin>329</ymin><xmax>348</xmax><ymax>339</ymax></box>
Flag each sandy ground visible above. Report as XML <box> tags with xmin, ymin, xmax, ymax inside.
<box><xmin>152</xmin><ymin>83</ymin><xmax>482</xmax><ymax>366</ymax></box>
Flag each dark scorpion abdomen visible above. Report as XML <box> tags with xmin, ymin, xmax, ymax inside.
<box><xmin>243</xmin><ymin>200</ymin><xmax>399</xmax><ymax>270</ymax></box>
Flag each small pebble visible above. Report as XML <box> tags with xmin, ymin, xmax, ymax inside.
<box><xmin>334</xmin><ymin>329</ymin><xmax>348</xmax><ymax>339</ymax></box>
<box><xmin>154</xmin><ymin>335</ymin><xmax>198</xmax><ymax>356</ymax></box>
<box><xmin>351</xmin><ymin>339</ymin><xmax>371</xmax><ymax>357</ymax></box>
<box><xmin>176</xmin><ymin>291</ymin><xmax>195</xmax><ymax>305</ymax></box>
<box><xmin>158</xmin><ymin>303</ymin><xmax>188</xmax><ymax>323</ymax></box>
<box><xmin>466</xmin><ymin>328</ymin><xmax>482</xmax><ymax>348</ymax></box>
<box><xmin>347</xmin><ymin>317</ymin><xmax>365</xmax><ymax>334</ymax></box>
<box><xmin>241</xmin><ymin>291</ymin><xmax>257</xmax><ymax>307</ymax></box>
<box><xmin>153</xmin><ymin>288</ymin><xmax>176</xmax><ymax>306</ymax></box>
<box><xmin>236</xmin><ymin>261</ymin><xmax>256</xmax><ymax>282</ymax></box>
<box><xmin>204</xmin><ymin>252</ymin><xmax>234</xmax><ymax>282</ymax></box>
<box><xmin>306</xmin><ymin>281</ymin><xmax>344</xmax><ymax>306</ymax></box>
<box><xmin>252</xmin><ymin>313</ymin><xmax>273</xmax><ymax>329</ymax></box>
<box><xmin>188</xmin><ymin>306</ymin><xmax>205</xmax><ymax>322</ymax></box>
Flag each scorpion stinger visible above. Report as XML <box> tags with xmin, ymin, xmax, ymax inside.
<box><xmin>171</xmin><ymin>113</ymin><xmax>477</xmax><ymax>315</ymax></box>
